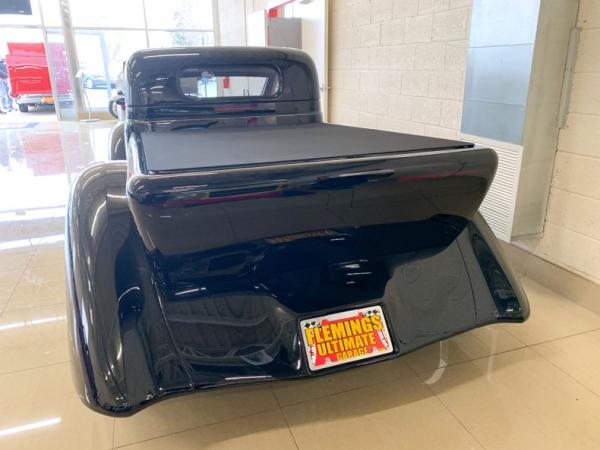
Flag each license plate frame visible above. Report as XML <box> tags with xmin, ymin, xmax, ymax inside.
<box><xmin>300</xmin><ymin>305</ymin><xmax>393</xmax><ymax>372</ymax></box>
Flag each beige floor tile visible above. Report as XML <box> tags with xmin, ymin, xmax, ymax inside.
<box><xmin>114</xmin><ymin>383</ymin><xmax>280</xmax><ymax>447</ymax></box>
<box><xmin>0</xmin><ymin>249</ymin><xmax>31</xmax><ymax>273</ymax></box>
<box><xmin>28</xmin><ymin>260</ymin><xmax>66</xmax><ymax>278</ymax></box>
<box><xmin>0</xmin><ymin>270</ymin><xmax>22</xmax><ymax>311</ymax></box>
<box><xmin>404</xmin><ymin>324</ymin><xmax>526</xmax><ymax>373</ymax></box>
<box><xmin>272</xmin><ymin>356</ymin><xmax>408</xmax><ymax>407</ymax></box>
<box><xmin>0</xmin><ymin>363</ymin><xmax>73</xmax><ymax>408</ymax></box>
<box><xmin>422</xmin><ymin>348</ymin><xmax>600</xmax><ymax>450</ymax></box>
<box><xmin>117</xmin><ymin>410</ymin><xmax>296</xmax><ymax>450</ymax></box>
<box><xmin>283</xmin><ymin>364</ymin><xmax>482</xmax><ymax>450</ymax></box>
<box><xmin>0</xmin><ymin>363</ymin><xmax>114</xmax><ymax>450</ymax></box>
<box><xmin>501</xmin><ymin>277</ymin><xmax>600</xmax><ymax>345</ymax></box>
<box><xmin>0</xmin><ymin>216</ymin><xmax>63</xmax><ymax>242</ymax></box>
<box><xmin>0</xmin><ymin>298</ymin><xmax>8</xmax><ymax>316</ymax></box>
<box><xmin>0</xmin><ymin>303</ymin><xmax>69</xmax><ymax>374</ymax></box>
<box><xmin>28</xmin><ymin>235</ymin><xmax>65</xmax><ymax>268</ymax></box>
<box><xmin>5</xmin><ymin>264</ymin><xmax>66</xmax><ymax>311</ymax></box>
<box><xmin>0</xmin><ymin>222</ymin><xmax>46</xmax><ymax>247</ymax></box>
<box><xmin>534</xmin><ymin>329</ymin><xmax>600</xmax><ymax>396</ymax></box>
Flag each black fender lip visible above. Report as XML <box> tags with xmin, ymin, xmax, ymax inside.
<box><xmin>65</xmin><ymin>160</ymin><xmax>528</xmax><ymax>417</ymax></box>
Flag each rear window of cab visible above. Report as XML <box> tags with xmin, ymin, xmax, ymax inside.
<box><xmin>178</xmin><ymin>65</ymin><xmax>281</xmax><ymax>100</ymax></box>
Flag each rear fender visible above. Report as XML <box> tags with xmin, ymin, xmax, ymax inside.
<box><xmin>66</xmin><ymin>161</ymin><xmax>528</xmax><ymax>416</ymax></box>
<box><xmin>65</xmin><ymin>162</ymin><xmax>189</xmax><ymax>414</ymax></box>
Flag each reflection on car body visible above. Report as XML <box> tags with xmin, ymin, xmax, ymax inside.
<box><xmin>66</xmin><ymin>47</ymin><xmax>529</xmax><ymax>416</ymax></box>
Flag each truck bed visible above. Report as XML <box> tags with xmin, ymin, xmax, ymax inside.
<box><xmin>140</xmin><ymin>123</ymin><xmax>474</xmax><ymax>173</ymax></box>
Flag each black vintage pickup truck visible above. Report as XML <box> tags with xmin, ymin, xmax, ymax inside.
<box><xmin>66</xmin><ymin>47</ymin><xmax>529</xmax><ymax>416</ymax></box>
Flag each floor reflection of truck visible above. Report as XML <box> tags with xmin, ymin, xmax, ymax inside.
<box><xmin>5</xmin><ymin>42</ymin><xmax>71</xmax><ymax>112</ymax></box>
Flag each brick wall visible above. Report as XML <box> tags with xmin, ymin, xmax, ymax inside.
<box><xmin>328</xmin><ymin>0</ymin><xmax>471</xmax><ymax>139</ymax></box>
<box><xmin>518</xmin><ymin>0</ymin><xmax>600</xmax><ymax>285</ymax></box>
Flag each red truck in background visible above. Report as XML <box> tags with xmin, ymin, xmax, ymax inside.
<box><xmin>5</xmin><ymin>42</ymin><xmax>71</xmax><ymax>112</ymax></box>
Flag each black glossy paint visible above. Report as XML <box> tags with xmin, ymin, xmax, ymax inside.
<box><xmin>108</xmin><ymin>121</ymin><xmax>125</xmax><ymax>161</ymax></box>
<box><xmin>125</xmin><ymin>47</ymin><xmax>321</xmax><ymax>127</ymax></box>
<box><xmin>66</xmin><ymin>47</ymin><xmax>529</xmax><ymax>416</ymax></box>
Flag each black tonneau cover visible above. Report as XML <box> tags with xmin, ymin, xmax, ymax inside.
<box><xmin>141</xmin><ymin>123</ymin><xmax>474</xmax><ymax>172</ymax></box>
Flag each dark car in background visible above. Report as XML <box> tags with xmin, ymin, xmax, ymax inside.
<box><xmin>82</xmin><ymin>73</ymin><xmax>116</xmax><ymax>89</ymax></box>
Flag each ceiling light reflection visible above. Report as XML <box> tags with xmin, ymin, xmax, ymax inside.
<box><xmin>0</xmin><ymin>315</ymin><xmax>66</xmax><ymax>332</ymax></box>
<box><xmin>0</xmin><ymin>238</ymin><xmax>39</xmax><ymax>251</ymax></box>
<box><xmin>0</xmin><ymin>417</ymin><xmax>61</xmax><ymax>437</ymax></box>
<box><xmin>90</xmin><ymin>201</ymin><xmax>107</xmax><ymax>237</ymax></box>
<box><xmin>39</xmin><ymin>234</ymin><xmax>64</xmax><ymax>245</ymax></box>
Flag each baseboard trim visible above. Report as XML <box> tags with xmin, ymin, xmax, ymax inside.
<box><xmin>500</xmin><ymin>241</ymin><xmax>600</xmax><ymax>315</ymax></box>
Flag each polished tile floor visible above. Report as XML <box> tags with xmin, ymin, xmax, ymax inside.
<box><xmin>2</xmin><ymin>119</ymin><xmax>600</xmax><ymax>449</ymax></box>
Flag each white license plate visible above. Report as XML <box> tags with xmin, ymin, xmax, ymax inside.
<box><xmin>300</xmin><ymin>305</ymin><xmax>393</xmax><ymax>371</ymax></box>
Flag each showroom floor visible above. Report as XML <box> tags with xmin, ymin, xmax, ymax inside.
<box><xmin>2</xmin><ymin>121</ymin><xmax>600</xmax><ymax>449</ymax></box>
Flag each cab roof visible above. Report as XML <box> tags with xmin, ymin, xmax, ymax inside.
<box><xmin>125</xmin><ymin>46</ymin><xmax>320</xmax><ymax>107</ymax></box>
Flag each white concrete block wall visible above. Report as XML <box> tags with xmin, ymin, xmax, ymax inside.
<box><xmin>329</xmin><ymin>0</ymin><xmax>471</xmax><ymax>138</ymax></box>
<box><xmin>518</xmin><ymin>0</ymin><xmax>600</xmax><ymax>285</ymax></box>
<box><xmin>218</xmin><ymin>0</ymin><xmax>600</xmax><ymax>285</ymax></box>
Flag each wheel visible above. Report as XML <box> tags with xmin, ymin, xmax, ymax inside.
<box><xmin>18</xmin><ymin>103</ymin><xmax>28</xmax><ymax>112</ymax></box>
<box><xmin>85</xmin><ymin>79</ymin><xmax>94</xmax><ymax>89</ymax></box>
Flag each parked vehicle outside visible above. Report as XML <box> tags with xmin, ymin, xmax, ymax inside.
<box><xmin>82</xmin><ymin>72</ymin><xmax>116</xmax><ymax>89</ymax></box>
<box><xmin>5</xmin><ymin>42</ymin><xmax>71</xmax><ymax>112</ymax></box>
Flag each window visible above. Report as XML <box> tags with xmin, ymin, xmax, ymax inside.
<box><xmin>148</xmin><ymin>31</ymin><xmax>215</xmax><ymax>48</ymax></box>
<box><xmin>75</xmin><ymin>29</ymin><xmax>147</xmax><ymax>110</ymax></box>
<box><xmin>144</xmin><ymin>0</ymin><xmax>214</xmax><ymax>30</ymax></box>
<box><xmin>178</xmin><ymin>66</ymin><xmax>280</xmax><ymax>99</ymax></box>
<box><xmin>0</xmin><ymin>0</ymin><xmax>218</xmax><ymax>116</ymax></box>
<box><xmin>68</xmin><ymin>0</ymin><xmax>217</xmax><ymax>111</ymax></box>
<box><xmin>40</xmin><ymin>0</ymin><xmax>62</xmax><ymax>27</ymax></box>
<box><xmin>75</xmin><ymin>30</ymin><xmax>147</xmax><ymax>81</ymax></box>
<box><xmin>0</xmin><ymin>28</ymin><xmax>44</xmax><ymax>55</ymax></box>
<box><xmin>70</xmin><ymin>0</ymin><xmax>146</xmax><ymax>28</ymax></box>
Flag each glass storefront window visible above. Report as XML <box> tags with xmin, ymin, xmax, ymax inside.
<box><xmin>144</xmin><ymin>0</ymin><xmax>214</xmax><ymax>30</ymax></box>
<box><xmin>40</xmin><ymin>0</ymin><xmax>63</xmax><ymax>27</ymax></box>
<box><xmin>0</xmin><ymin>0</ymin><xmax>217</xmax><ymax>119</ymax></box>
<box><xmin>148</xmin><ymin>31</ymin><xmax>214</xmax><ymax>48</ymax></box>
<box><xmin>46</xmin><ymin>29</ymin><xmax>77</xmax><ymax>120</ymax></box>
<box><xmin>0</xmin><ymin>28</ymin><xmax>44</xmax><ymax>54</ymax></box>
<box><xmin>75</xmin><ymin>29</ymin><xmax>146</xmax><ymax>111</ymax></box>
<box><xmin>70</xmin><ymin>0</ymin><xmax>145</xmax><ymax>28</ymax></box>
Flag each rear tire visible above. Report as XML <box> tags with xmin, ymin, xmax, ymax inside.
<box><xmin>18</xmin><ymin>104</ymin><xmax>28</xmax><ymax>112</ymax></box>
